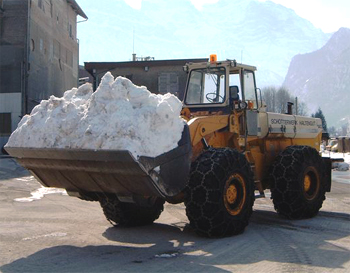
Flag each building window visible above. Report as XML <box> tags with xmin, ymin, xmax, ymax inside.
<box><xmin>30</xmin><ymin>39</ymin><xmax>35</xmax><ymax>51</ymax></box>
<box><xmin>125</xmin><ymin>75</ymin><xmax>133</xmax><ymax>81</ymax></box>
<box><xmin>158</xmin><ymin>72</ymin><xmax>179</xmax><ymax>95</ymax></box>
<box><xmin>49</xmin><ymin>0</ymin><xmax>53</xmax><ymax>17</ymax></box>
<box><xmin>69</xmin><ymin>23</ymin><xmax>73</xmax><ymax>38</ymax></box>
<box><xmin>38</xmin><ymin>0</ymin><xmax>45</xmax><ymax>12</ymax></box>
<box><xmin>66</xmin><ymin>49</ymin><xmax>73</xmax><ymax>67</ymax></box>
<box><xmin>53</xmin><ymin>39</ymin><xmax>60</xmax><ymax>58</ymax></box>
<box><xmin>58</xmin><ymin>59</ymin><xmax>62</xmax><ymax>71</ymax></box>
<box><xmin>0</xmin><ymin>113</ymin><xmax>11</xmax><ymax>136</ymax></box>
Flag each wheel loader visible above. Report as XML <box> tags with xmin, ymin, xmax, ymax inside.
<box><xmin>5</xmin><ymin>55</ymin><xmax>332</xmax><ymax>237</ymax></box>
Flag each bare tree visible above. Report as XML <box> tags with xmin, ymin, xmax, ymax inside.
<box><xmin>275</xmin><ymin>87</ymin><xmax>292</xmax><ymax>114</ymax></box>
<box><xmin>297</xmin><ymin>101</ymin><xmax>308</xmax><ymax>116</ymax></box>
<box><xmin>261</xmin><ymin>86</ymin><xmax>277</xmax><ymax>112</ymax></box>
<box><xmin>328</xmin><ymin>126</ymin><xmax>336</xmax><ymax>137</ymax></box>
<box><xmin>341</xmin><ymin>122</ymin><xmax>349</xmax><ymax>136</ymax></box>
<box><xmin>262</xmin><ymin>86</ymin><xmax>306</xmax><ymax>115</ymax></box>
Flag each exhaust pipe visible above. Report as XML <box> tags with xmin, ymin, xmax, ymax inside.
<box><xmin>287</xmin><ymin>102</ymin><xmax>293</xmax><ymax>115</ymax></box>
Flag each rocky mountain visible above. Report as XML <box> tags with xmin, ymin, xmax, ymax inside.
<box><xmin>78</xmin><ymin>0</ymin><xmax>330</xmax><ymax>86</ymax></box>
<box><xmin>283</xmin><ymin>28</ymin><xmax>350</xmax><ymax>127</ymax></box>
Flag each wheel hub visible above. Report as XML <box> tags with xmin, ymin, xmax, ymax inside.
<box><xmin>226</xmin><ymin>185</ymin><xmax>238</xmax><ymax>204</ymax></box>
<box><xmin>224</xmin><ymin>173</ymin><xmax>246</xmax><ymax>216</ymax></box>
<box><xmin>304</xmin><ymin>174</ymin><xmax>312</xmax><ymax>192</ymax></box>
<box><xmin>303</xmin><ymin>166</ymin><xmax>320</xmax><ymax>201</ymax></box>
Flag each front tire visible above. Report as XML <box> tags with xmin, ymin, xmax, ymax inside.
<box><xmin>184</xmin><ymin>148</ymin><xmax>255</xmax><ymax>237</ymax></box>
<box><xmin>270</xmin><ymin>145</ymin><xmax>326</xmax><ymax>219</ymax></box>
<box><xmin>99</xmin><ymin>196</ymin><xmax>164</xmax><ymax>226</ymax></box>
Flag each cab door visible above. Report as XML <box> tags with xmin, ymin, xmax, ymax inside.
<box><xmin>243</xmin><ymin>70</ymin><xmax>259</xmax><ymax>136</ymax></box>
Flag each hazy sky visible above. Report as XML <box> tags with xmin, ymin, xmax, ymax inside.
<box><xmin>123</xmin><ymin>0</ymin><xmax>350</xmax><ymax>33</ymax></box>
<box><xmin>262</xmin><ymin>0</ymin><xmax>350</xmax><ymax>33</ymax></box>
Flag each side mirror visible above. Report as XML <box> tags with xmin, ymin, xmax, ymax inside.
<box><xmin>229</xmin><ymin>86</ymin><xmax>239</xmax><ymax>101</ymax></box>
<box><xmin>256</xmin><ymin>87</ymin><xmax>262</xmax><ymax>108</ymax></box>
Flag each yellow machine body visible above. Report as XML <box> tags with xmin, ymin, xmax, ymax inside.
<box><xmin>182</xmin><ymin>59</ymin><xmax>323</xmax><ymax>193</ymax></box>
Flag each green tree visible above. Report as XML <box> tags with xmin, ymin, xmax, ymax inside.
<box><xmin>312</xmin><ymin>107</ymin><xmax>328</xmax><ymax>132</ymax></box>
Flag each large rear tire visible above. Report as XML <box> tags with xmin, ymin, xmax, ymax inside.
<box><xmin>184</xmin><ymin>148</ymin><xmax>255</xmax><ymax>237</ymax></box>
<box><xmin>270</xmin><ymin>145</ymin><xmax>326</xmax><ymax>219</ymax></box>
<box><xmin>99</xmin><ymin>196</ymin><xmax>164</xmax><ymax>226</ymax></box>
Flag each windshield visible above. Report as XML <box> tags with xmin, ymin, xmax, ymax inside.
<box><xmin>185</xmin><ymin>67</ymin><xmax>226</xmax><ymax>104</ymax></box>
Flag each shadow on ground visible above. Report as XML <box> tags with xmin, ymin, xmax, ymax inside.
<box><xmin>0</xmin><ymin>158</ymin><xmax>30</xmax><ymax>180</ymax></box>
<box><xmin>1</xmin><ymin>209</ymin><xmax>349</xmax><ymax>272</ymax></box>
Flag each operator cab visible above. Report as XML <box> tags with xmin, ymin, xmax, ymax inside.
<box><xmin>182</xmin><ymin>55</ymin><xmax>259</xmax><ymax>114</ymax></box>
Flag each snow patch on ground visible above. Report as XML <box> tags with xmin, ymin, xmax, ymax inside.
<box><xmin>15</xmin><ymin>176</ymin><xmax>35</xmax><ymax>182</ymax></box>
<box><xmin>6</xmin><ymin>73</ymin><xmax>185</xmax><ymax>158</ymax></box>
<box><xmin>22</xmin><ymin>232</ymin><xmax>67</xmax><ymax>241</ymax></box>
<box><xmin>155</xmin><ymin>251</ymin><xmax>179</xmax><ymax>258</ymax></box>
<box><xmin>14</xmin><ymin>186</ymin><xmax>67</xmax><ymax>202</ymax></box>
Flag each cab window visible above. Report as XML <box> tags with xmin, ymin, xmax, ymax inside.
<box><xmin>185</xmin><ymin>67</ymin><xmax>226</xmax><ymax>104</ymax></box>
<box><xmin>243</xmin><ymin>70</ymin><xmax>257</xmax><ymax>108</ymax></box>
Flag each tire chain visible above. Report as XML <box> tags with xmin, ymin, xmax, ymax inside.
<box><xmin>270</xmin><ymin>145</ymin><xmax>326</xmax><ymax>219</ymax></box>
<box><xmin>184</xmin><ymin>148</ymin><xmax>254</xmax><ymax>237</ymax></box>
<box><xmin>99</xmin><ymin>195</ymin><xmax>164</xmax><ymax>226</ymax></box>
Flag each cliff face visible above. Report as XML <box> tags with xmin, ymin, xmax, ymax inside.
<box><xmin>283</xmin><ymin>28</ymin><xmax>350</xmax><ymax>126</ymax></box>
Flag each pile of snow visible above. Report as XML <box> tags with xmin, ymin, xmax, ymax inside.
<box><xmin>337</xmin><ymin>162</ymin><xmax>349</xmax><ymax>171</ymax></box>
<box><xmin>322</xmin><ymin>151</ymin><xmax>350</xmax><ymax>172</ymax></box>
<box><xmin>6</xmin><ymin>72</ymin><xmax>185</xmax><ymax>158</ymax></box>
<box><xmin>332</xmin><ymin>162</ymin><xmax>350</xmax><ymax>171</ymax></box>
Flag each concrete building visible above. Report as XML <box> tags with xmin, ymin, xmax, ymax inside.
<box><xmin>0</xmin><ymin>0</ymin><xmax>87</xmax><ymax>150</ymax></box>
<box><xmin>84</xmin><ymin>58</ymin><xmax>208</xmax><ymax>100</ymax></box>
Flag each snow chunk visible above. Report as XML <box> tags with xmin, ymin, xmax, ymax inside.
<box><xmin>6</xmin><ymin>73</ymin><xmax>185</xmax><ymax>158</ymax></box>
<box><xmin>322</xmin><ymin>151</ymin><xmax>350</xmax><ymax>171</ymax></box>
<box><xmin>333</xmin><ymin>162</ymin><xmax>350</xmax><ymax>171</ymax></box>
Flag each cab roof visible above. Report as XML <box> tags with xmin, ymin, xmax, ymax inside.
<box><xmin>185</xmin><ymin>59</ymin><xmax>257</xmax><ymax>72</ymax></box>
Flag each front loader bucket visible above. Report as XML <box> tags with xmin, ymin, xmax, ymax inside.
<box><xmin>5</xmin><ymin>125</ymin><xmax>192</xmax><ymax>202</ymax></box>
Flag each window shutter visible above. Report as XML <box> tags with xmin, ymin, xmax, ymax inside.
<box><xmin>158</xmin><ymin>72</ymin><xmax>179</xmax><ymax>95</ymax></box>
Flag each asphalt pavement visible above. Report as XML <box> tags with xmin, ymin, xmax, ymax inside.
<box><xmin>0</xmin><ymin>158</ymin><xmax>349</xmax><ymax>272</ymax></box>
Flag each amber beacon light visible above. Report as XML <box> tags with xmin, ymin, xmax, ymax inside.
<box><xmin>209</xmin><ymin>54</ymin><xmax>217</xmax><ymax>63</ymax></box>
